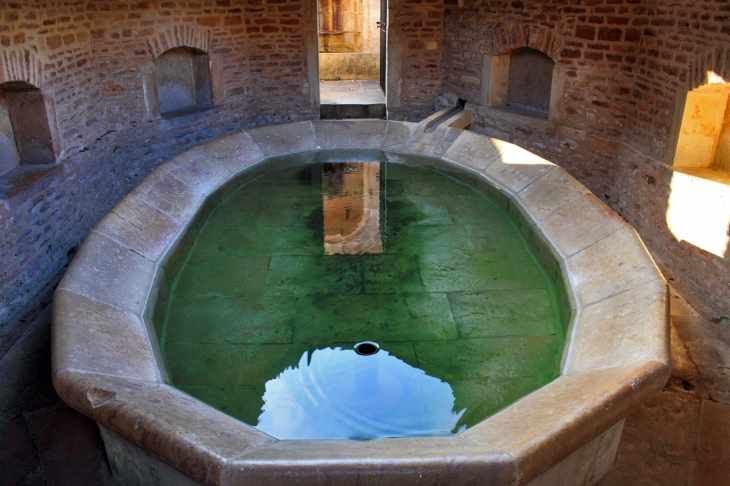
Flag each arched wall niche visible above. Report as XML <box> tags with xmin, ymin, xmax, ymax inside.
<box><xmin>145</xmin><ymin>25</ymin><xmax>211</xmax><ymax>61</ymax></box>
<box><xmin>153</xmin><ymin>47</ymin><xmax>214</xmax><ymax>116</ymax></box>
<box><xmin>141</xmin><ymin>25</ymin><xmax>222</xmax><ymax>119</ymax></box>
<box><xmin>0</xmin><ymin>47</ymin><xmax>42</xmax><ymax>89</ymax></box>
<box><xmin>0</xmin><ymin>48</ymin><xmax>60</xmax><ymax>177</ymax></box>
<box><xmin>0</xmin><ymin>82</ymin><xmax>56</xmax><ymax>176</ymax></box>
<box><xmin>479</xmin><ymin>28</ymin><xmax>565</xmax><ymax>121</ymax></box>
<box><xmin>482</xmin><ymin>24</ymin><xmax>562</xmax><ymax>61</ymax></box>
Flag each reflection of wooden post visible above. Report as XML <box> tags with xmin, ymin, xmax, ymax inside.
<box><xmin>323</xmin><ymin>163</ymin><xmax>383</xmax><ymax>255</ymax></box>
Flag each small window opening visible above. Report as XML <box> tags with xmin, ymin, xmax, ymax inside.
<box><xmin>506</xmin><ymin>47</ymin><xmax>555</xmax><ymax>115</ymax></box>
<box><xmin>674</xmin><ymin>82</ymin><xmax>730</xmax><ymax>173</ymax></box>
<box><xmin>154</xmin><ymin>47</ymin><xmax>213</xmax><ymax>117</ymax></box>
<box><xmin>0</xmin><ymin>82</ymin><xmax>55</xmax><ymax>177</ymax></box>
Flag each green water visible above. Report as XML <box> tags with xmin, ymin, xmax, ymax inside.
<box><xmin>161</xmin><ymin>158</ymin><xmax>564</xmax><ymax>440</ymax></box>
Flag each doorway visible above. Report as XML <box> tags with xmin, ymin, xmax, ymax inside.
<box><xmin>317</xmin><ymin>0</ymin><xmax>386</xmax><ymax>119</ymax></box>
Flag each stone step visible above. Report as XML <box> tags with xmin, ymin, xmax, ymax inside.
<box><xmin>320</xmin><ymin>103</ymin><xmax>386</xmax><ymax>120</ymax></box>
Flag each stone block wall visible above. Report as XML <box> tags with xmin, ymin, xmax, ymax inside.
<box><xmin>437</xmin><ymin>0</ymin><xmax>730</xmax><ymax>319</ymax></box>
<box><xmin>387</xmin><ymin>0</ymin><xmax>444</xmax><ymax>121</ymax></box>
<box><xmin>4</xmin><ymin>0</ymin><xmax>730</xmax><ymax>336</ymax></box>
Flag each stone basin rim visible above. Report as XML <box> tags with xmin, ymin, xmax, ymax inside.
<box><xmin>51</xmin><ymin>119</ymin><xmax>670</xmax><ymax>486</ymax></box>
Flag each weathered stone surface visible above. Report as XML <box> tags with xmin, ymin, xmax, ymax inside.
<box><xmin>526</xmin><ymin>420</ymin><xmax>623</xmax><ymax>486</ymax></box>
<box><xmin>53</xmin><ymin>371</ymin><xmax>275</xmax><ymax>486</ymax></box>
<box><xmin>246</xmin><ymin>122</ymin><xmax>317</xmax><ymax>157</ymax></box>
<box><xmin>52</xmin><ymin>289</ymin><xmax>161</xmax><ymax>381</ymax></box>
<box><xmin>95</xmin><ymin>195</ymin><xmax>184</xmax><ymax>262</ymax></box>
<box><xmin>483</xmin><ymin>147</ymin><xmax>556</xmax><ymax>196</ymax></box>
<box><xmin>130</xmin><ymin>167</ymin><xmax>207</xmax><ymax>223</ymax></box>
<box><xmin>56</xmin><ymin>231</ymin><xmax>156</xmax><ymax>316</ymax></box>
<box><xmin>313</xmin><ymin>119</ymin><xmax>387</xmax><ymax>149</ymax></box>
<box><xmin>566</xmin><ymin>225</ymin><xmax>664</xmax><ymax>308</ymax></box>
<box><xmin>464</xmin><ymin>361</ymin><xmax>669</xmax><ymax>483</ymax></box>
<box><xmin>442</xmin><ymin>131</ymin><xmax>510</xmax><ymax>171</ymax></box>
<box><xmin>515</xmin><ymin>168</ymin><xmax>592</xmax><ymax>224</ymax></box>
<box><xmin>226</xmin><ymin>438</ymin><xmax>519</xmax><ymax>486</ymax></box>
<box><xmin>696</xmin><ymin>400</ymin><xmax>730</xmax><ymax>485</ymax></box>
<box><xmin>566</xmin><ymin>279</ymin><xmax>669</xmax><ymax>373</ymax></box>
<box><xmin>538</xmin><ymin>192</ymin><xmax>627</xmax><ymax>258</ymax></box>
<box><xmin>161</xmin><ymin>147</ymin><xmax>231</xmax><ymax>196</ymax></box>
<box><xmin>611</xmin><ymin>391</ymin><xmax>701</xmax><ymax>486</ymax></box>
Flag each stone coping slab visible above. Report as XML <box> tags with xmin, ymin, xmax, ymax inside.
<box><xmin>52</xmin><ymin>120</ymin><xmax>670</xmax><ymax>486</ymax></box>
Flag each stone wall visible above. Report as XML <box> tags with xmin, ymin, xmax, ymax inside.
<box><xmin>5</xmin><ymin>0</ymin><xmax>730</xmax><ymax>337</ymax></box>
<box><xmin>438</xmin><ymin>0</ymin><xmax>730</xmax><ymax>320</ymax></box>
<box><xmin>386</xmin><ymin>0</ymin><xmax>444</xmax><ymax>121</ymax></box>
<box><xmin>0</xmin><ymin>0</ymin><xmax>319</xmax><ymax>336</ymax></box>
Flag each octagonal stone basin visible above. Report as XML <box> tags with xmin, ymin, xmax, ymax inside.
<box><xmin>52</xmin><ymin>120</ymin><xmax>670</xmax><ymax>486</ymax></box>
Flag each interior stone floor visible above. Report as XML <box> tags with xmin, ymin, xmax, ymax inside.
<box><xmin>596</xmin><ymin>287</ymin><xmax>730</xmax><ymax>485</ymax></box>
<box><xmin>1</xmin><ymin>279</ymin><xmax>729</xmax><ymax>484</ymax></box>
<box><xmin>319</xmin><ymin>80</ymin><xmax>385</xmax><ymax>106</ymax></box>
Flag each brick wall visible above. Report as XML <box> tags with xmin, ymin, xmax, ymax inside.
<box><xmin>438</xmin><ymin>0</ymin><xmax>730</xmax><ymax>319</ymax></box>
<box><xmin>387</xmin><ymin>0</ymin><xmax>445</xmax><ymax>121</ymax></box>
<box><xmin>0</xmin><ymin>0</ymin><xmax>317</xmax><ymax>334</ymax></box>
<box><xmin>4</xmin><ymin>0</ymin><xmax>730</xmax><ymax>333</ymax></box>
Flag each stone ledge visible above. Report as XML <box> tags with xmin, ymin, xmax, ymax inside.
<box><xmin>0</xmin><ymin>164</ymin><xmax>63</xmax><ymax>203</ymax></box>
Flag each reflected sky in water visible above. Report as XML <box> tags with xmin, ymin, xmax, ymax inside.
<box><xmin>256</xmin><ymin>347</ymin><xmax>465</xmax><ymax>440</ymax></box>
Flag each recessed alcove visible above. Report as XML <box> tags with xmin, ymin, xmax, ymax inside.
<box><xmin>154</xmin><ymin>47</ymin><xmax>214</xmax><ymax>117</ymax></box>
<box><xmin>666</xmin><ymin>78</ymin><xmax>730</xmax><ymax>258</ymax></box>
<box><xmin>674</xmin><ymin>81</ymin><xmax>730</xmax><ymax>173</ymax></box>
<box><xmin>507</xmin><ymin>48</ymin><xmax>554</xmax><ymax>115</ymax></box>
<box><xmin>0</xmin><ymin>82</ymin><xmax>56</xmax><ymax>177</ymax></box>
<box><xmin>480</xmin><ymin>47</ymin><xmax>561</xmax><ymax>121</ymax></box>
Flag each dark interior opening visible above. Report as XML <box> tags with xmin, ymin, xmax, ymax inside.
<box><xmin>507</xmin><ymin>47</ymin><xmax>554</xmax><ymax>114</ymax></box>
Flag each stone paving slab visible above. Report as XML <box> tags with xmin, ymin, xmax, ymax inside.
<box><xmin>415</xmin><ymin>336</ymin><xmax>561</xmax><ymax>380</ymax></box>
<box><xmin>166</xmin><ymin>295</ymin><xmax>297</xmax><ymax>344</ymax></box>
<box><xmin>291</xmin><ymin>293</ymin><xmax>458</xmax><ymax>343</ymax></box>
<box><xmin>418</xmin><ymin>252</ymin><xmax>546</xmax><ymax>292</ymax></box>
<box><xmin>385</xmin><ymin>223</ymin><xmax>474</xmax><ymax>254</ymax></box>
<box><xmin>166</xmin><ymin>343</ymin><xmax>311</xmax><ymax>387</ymax></box>
<box><xmin>696</xmin><ymin>399</ymin><xmax>730</xmax><ymax>484</ymax></box>
<box><xmin>441</xmin><ymin>194</ymin><xmax>506</xmax><ymax>223</ymax></box>
<box><xmin>451</xmin><ymin>376</ymin><xmax>553</xmax><ymax>429</ymax></box>
<box><xmin>448</xmin><ymin>289</ymin><xmax>557</xmax><ymax>338</ymax></box>
<box><xmin>176</xmin><ymin>255</ymin><xmax>271</xmax><ymax>297</ymax></box>
<box><xmin>264</xmin><ymin>255</ymin><xmax>363</xmax><ymax>296</ymax></box>
<box><xmin>611</xmin><ymin>390</ymin><xmax>701</xmax><ymax>486</ymax></box>
<box><xmin>362</xmin><ymin>254</ymin><xmax>424</xmax><ymax>293</ymax></box>
<box><xmin>319</xmin><ymin>80</ymin><xmax>385</xmax><ymax>105</ymax></box>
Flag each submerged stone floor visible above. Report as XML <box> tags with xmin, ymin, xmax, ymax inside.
<box><xmin>163</xmin><ymin>163</ymin><xmax>563</xmax><ymax>435</ymax></box>
<box><xmin>1</xmin><ymin>284</ymin><xmax>729</xmax><ymax>484</ymax></box>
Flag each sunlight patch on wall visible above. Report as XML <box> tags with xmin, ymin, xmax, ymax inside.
<box><xmin>667</xmin><ymin>170</ymin><xmax>730</xmax><ymax>257</ymax></box>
